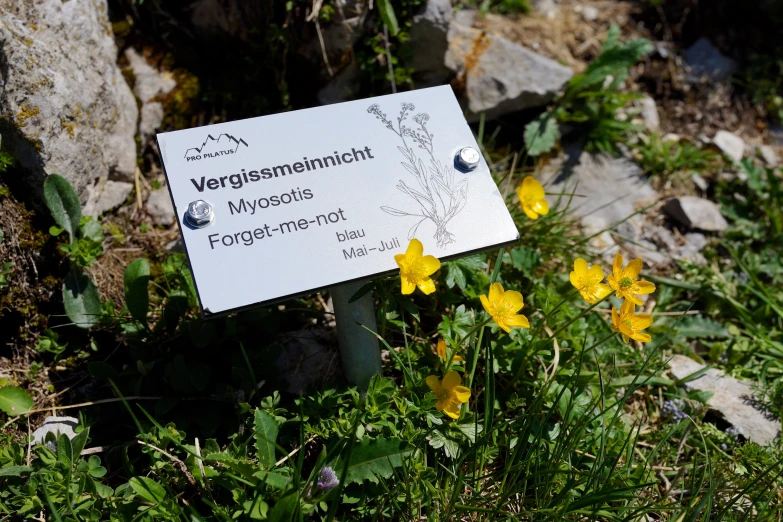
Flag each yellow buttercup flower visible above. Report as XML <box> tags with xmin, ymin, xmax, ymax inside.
<box><xmin>570</xmin><ymin>258</ymin><xmax>612</xmax><ymax>304</ymax></box>
<box><xmin>436</xmin><ymin>339</ymin><xmax>464</xmax><ymax>362</ymax></box>
<box><xmin>516</xmin><ymin>176</ymin><xmax>550</xmax><ymax>220</ymax></box>
<box><xmin>606</xmin><ymin>253</ymin><xmax>656</xmax><ymax>306</ymax></box>
<box><xmin>394</xmin><ymin>238</ymin><xmax>441</xmax><ymax>295</ymax></box>
<box><xmin>611</xmin><ymin>299</ymin><xmax>653</xmax><ymax>344</ymax></box>
<box><xmin>426</xmin><ymin>371</ymin><xmax>471</xmax><ymax>419</ymax></box>
<box><xmin>480</xmin><ymin>282</ymin><xmax>531</xmax><ymax>333</ymax></box>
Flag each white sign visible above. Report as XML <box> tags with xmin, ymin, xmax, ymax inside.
<box><xmin>157</xmin><ymin>86</ymin><xmax>519</xmax><ymax>316</ymax></box>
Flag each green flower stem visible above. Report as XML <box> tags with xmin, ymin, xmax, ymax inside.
<box><xmin>466</xmin><ymin>248</ymin><xmax>505</xmax><ymax>390</ymax></box>
<box><xmin>529</xmin><ymin>288</ymin><xmax>581</xmax><ymax>341</ymax></box>
<box><xmin>548</xmin><ymin>293</ymin><xmax>613</xmax><ymax>341</ymax></box>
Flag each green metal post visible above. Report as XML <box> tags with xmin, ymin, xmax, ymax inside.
<box><xmin>329</xmin><ymin>280</ymin><xmax>382</xmax><ymax>389</ymax></box>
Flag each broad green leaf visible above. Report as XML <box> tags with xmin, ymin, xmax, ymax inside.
<box><xmin>268</xmin><ymin>492</ymin><xmax>299</xmax><ymax>522</ymax></box>
<box><xmin>332</xmin><ymin>437</ymin><xmax>415</xmax><ymax>485</ymax></box>
<box><xmin>0</xmin><ymin>386</ymin><xmax>33</xmax><ymax>415</ymax></box>
<box><xmin>57</xmin><ymin>433</ymin><xmax>73</xmax><ymax>465</ymax></box>
<box><xmin>71</xmin><ymin>427</ymin><xmax>89</xmax><ymax>458</ymax></box>
<box><xmin>43</xmin><ymin>174</ymin><xmax>82</xmax><ymax>243</ymax></box>
<box><xmin>376</xmin><ymin>0</ymin><xmax>399</xmax><ymax>36</ymax></box>
<box><xmin>524</xmin><ymin>112</ymin><xmax>559</xmax><ymax>156</ymax></box>
<box><xmin>124</xmin><ymin>258</ymin><xmax>150</xmax><ymax>324</ymax></box>
<box><xmin>254</xmin><ymin>409</ymin><xmax>279</xmax><ymax>468</ymax></box>
<box><xmin>129</xmin><ymin>476</ymin><xmax>167</xmax><ymax>504</ymax></box>
<box><xmin>0</xmin><ymin>465</ymin><xmax>33</xmax><ymax>477</ymax></box>
<box><xmin>79</xmin><ymin>217</ymin><xmax>104</xmax><ymax>242</ymax></box>
<box><xmin>63</xmin><ymin>269</ymin><xmax>102</xmax><ymax>328</ymax></box>
<box><xmin>675</xmin><ymin>316</ymin><xmax>731</xmax><ymax>339</ymax></box>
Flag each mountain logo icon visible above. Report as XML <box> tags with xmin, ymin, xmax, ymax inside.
<box><xmin>184</xmin><ymin>133</ymin><xmax>249</xmax><ymax>161</ymax></box>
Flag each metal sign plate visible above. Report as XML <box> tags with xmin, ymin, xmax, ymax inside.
<box><xmin>157</xmin><ymin>86</ymin><xmax>519</xmax><ymax>316</ymax></box>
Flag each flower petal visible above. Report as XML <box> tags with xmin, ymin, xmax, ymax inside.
<box><xmin>418</xmin><ymin>277</ymin><xmax>436</xmax><ymax>295</ymax></box>
<box><xmin>436</xmin><ymin>339</ymin><xmax>446</xmax><ymax>359</ymax></box>
<box><xmin>435</xmin><ymin>398</ymin><xmax>450</xmax><ymax>412</ymax></box>
<box><xmin>611</xmin><ymin>306</ymin><xmax>619</xmax><ymax>329</ymax></box>
<box><xmin>452</xmin><ymin>386</ymin><xmax>471</xmax><ymax>403</ymax></box>
<box><xmin>631</xmin><ymin>332</ymin><xmax>651</xmax><ymax>343</ymax></box>
<box><xmin>579</xmin><ymin>288</ymin><xmax>597</xmax><ymax>304</ymax></box>
<box><xmin>522</xmin><ymin>205</ymin><xmax>539</xmax><ymax>220</ymax></box>
<box><xmin>528</xmin><ymin>177</ymin><xmax>545</xmax><ymax>199</ymax></box>
<box><xmin>406</xmin><ymin>238</ymin><xmax>423</xmax><ymax>258</ymax></box>
<box><xmin>587</xmin><ymin>264</ymin><xmax>605</xmax><ymax>284</ymax></box>
<box><xmin>442</xmin><ymin>371</ymin><xmax>461</xmax><ymax>390</ymax></box>
<box><xmin>420</xmin><ymin>255</ymin><xmax>441</xmax><ymax>275</ymax></box>
<box><xmin>620</xmin><ymin>299</ymin><xmax>636</xmax><ymax>316</ymax></box>
<box><xmin>401</xmin><ymin>278</ymin><xmax>415</xmax><ymax>295</ymax></box>
<box><xmin>624</xmin><ymin>258</ymin><xmax>643</xmax><ymax>279</ymax></box>
<box><xmin>533</xmin><ymin>198</ymin><xmax>549</xmax><ymax>216</ymax></box>
<box><xmin>479</xmin><ymin>294</ymin><xmax>492</xmax><ymax>315</ymax></box>
<box><xmin>394</xmin><ymin>253</ymin><xmax>406</xmax><ymax>267</ymax></box>
<box><xmin>626</xmin><ymin>294</ymin><xmax>644</xmax><ymax>306</ymax></box>
<box><xmin>569</xmin><ymin>270</ymin><xmax>581</xmax><ymax>289</ymax></box>
<box><xmin>613</xmin><ymin>252</ymin><xmax>623</xmax><ymax>279</ymax></box>
<box><xmin>442</xmin><ymin>402</ymin><xmax>461</xmax><ymax>419</ymax></box>
<box><xmin>488</xmin><ymin>282</ymin><xmax>504</xmax><ymax>303</ymax></box>
<box><xmin>503</xmin><ymin>290</ymin><xmax>524</xmax><ymax>312</ymax></box>
<box><xmin>573</xmin><ymin>258</ymin><xmax>588</xmax><ymax>277</ymax></box>
<box><xmin>631</xmin><ymin>313</ymin><xmax>653</xmax><ymax>330</ymax></box>
<box><xmin>425</xmin><ymin>375</ymin><xmax>441</xmax><ymax>394</ymax></box>
<box><xmin>497</xmin><ymin>321</ymin><xmax>511</xmax><ymax>333</ymax></box>
<box><xmin>636</xmin><ymin>280</ymin><xmax>656</xmax><ymax>294</ymax></box>
<box><xmin>506</xmin><ymin>313</ymin><xmax>530</xmax><ymax>329</ymax></box>
<box><xmin>595</xmin><ymin>283</ymin><xmax>612</xmax><ymax>300</ymax></box>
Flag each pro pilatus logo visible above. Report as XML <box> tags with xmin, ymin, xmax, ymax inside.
<box><xmin>185</xmin><ymin>133</ymin><xmax>248</xmax><ymax>161</ymax></box>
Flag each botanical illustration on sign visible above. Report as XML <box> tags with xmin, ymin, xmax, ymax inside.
<box><xmin>368</xmin><ymin>103</ymin><xmax>468</xmax><ymax>248</ymax></box>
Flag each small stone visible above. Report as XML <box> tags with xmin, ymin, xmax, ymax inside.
<box><xmin>165</xmin><ymin>238</ymin><xmax>184</xmax><ymax>252</ymax></box>
<box><xmin>759</xmin><ymin>145</ymin><xmax>778</xmax><ymax>166</ymax></box>
<box><xmin>691</xmin><ymin>173</ymin><xmax>709</xmax><ymax>192</ymax></box>
<box><xmin>638</xmin><ymin>95</ymin><xmax>660</xmax><ymax>131</ymax></box>
<box><xmin>580</xmin><ymin>5</ymin><xmax>599</xmax><ymax>21</ymax></box>
<box><xmin>83</xmin><ymin>180</ymin><xmax>134</xmax><ymax>217</ymax></box>
<box><xmin>146</xmin><ymin>188</ymin><xmax>176</xmax><ymax>226</ymax></box>
<box><xmin>713</xmin><ymin>130</ymin><xmax>745</xmax><ymax>162</ymax></box>
<box><xmin>124</xmin><ymin>48</ymin><xmax>176</xmax><ymax>103</ymax></box>
<box><xmin>662</xmin><ymin>133</ymin><xmax>680</xmax><ymax>143</ymax></box>
<box><xmin>139</xmin><ymin>102</ymin><xmax>165</xmax><ymax>142</ymax></box>
<box><xmin>684</xmin><ymin>37</ymin><xmax>738</xmax><ymax>83</ymax></box>
<box><xmin>532</xmin><ymin>0</ymin><xmax>559</xmax><ymax>18</ymax></box>
<box><xmin>32</xmin><ymin>416</ymin><xmax>79</xmax><ymax>446</ymax></box>
<box><xmin>663</xmin><ymin>196</ymin><xmax>728</xmax><ymax>232</ymax></box>
<box><xmin>675</xmin><ymin>232</ymin><xmax>708</xmax><ymax>265</ymax></box>
<box><xmin>668</xmin><ymin>355</ymin><xmax>780</xmax><ymax>446</ymax></box>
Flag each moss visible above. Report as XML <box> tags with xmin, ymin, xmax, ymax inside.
<box><xmin>158</xmin><ymin>70</ymin><xmax>200</xmax><ymax>130</ymax></box>
<box><xmin>60</xmin><ymin>118</ymin><xmax>76</xmax><ymax>138</ymax></box>
<box><xmin>15</xmin><ymin>105</ymin><xmax>40</xmax><ymax>128</ymax></box>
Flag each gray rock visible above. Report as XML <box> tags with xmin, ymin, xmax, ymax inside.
<box><xmin>675</xmin><ymin>232</ymin><xmax>708</xmax><ymax>265</ymax></box>
<box><xmin>0</xmin><ymin>0</ymin><xmax>138</xmax><ymax>198</ymax></box>
<box><xmin>139</xmin><ymin>102</ymin><xmax>165</xmax><ymax>142</ymax></box>
<box><xmin>146</xmin><ymin>188</ymin><xmax>176</xmax><ymax>226</ymax></box>
<box><xmin>31</xmin><ymin>416</ymin><xmax>79</xmax><ymax>446</ymax></box>
<box><xmin>713</xmin><ymin>130</ymin><xmax>745</xmax><ymax>162</ymax></box>
<box><xmin>668</xmin><ymin>355</ymin><xmax>779</xmax><ymax>446</ymax></box>
<box><xmin>638</xmin><ymin>95</ymin><xmax>660</xmax><ymax>131</ymax></box>
<box><xmin>580</xmin><ymin>5</ymin><xmax>599</xmax><ymax>21</ymax></box>
<box><xmin>83</xmin><ymin>180</ymin><xmax>134</xmax><ymax>217</ymax></box>
<box><xmin>165</xmin><ymin>238</ymin><xmax>184</xmax><ymax>252</ymax></box>
<box><xmin>691</xmin><ymin>173</ymin><xmax>708</xmax><ymax>192</ymax></box>
<box><xmin>543</xmin><ymin>149</ymin><xmax>658</xmax><ymax>226</ymax></box>
<box><xmin>759</xmin><ymin>145</ymin><xmax>778</xmax><ymax>166</ymax></box>
<box><xmin>684</xmin><ymin>37</ymin><xmax>737</xmax><ymax>83</ymax></box>
<box><xmin>445</xmin><ymin>19</ymin><xmax>572</xmax><ymax>120</ymax></box>
<box><xmin>770</xmin><ymin>124</ymin><xmax>783</xmax><ymax>146</ymax></box>
<box><xmin>663</xmin><ymin>196</ymin><xmax>728</xmax><ymax>232</ymax></box>
<box><xmin>124</xmin><ymin>48</ymin><xmax>176</xmax><ymax>104</ymax></box>
<box><xmin>407</xmin><ymin>0</ymin><xmax>454</xmax><ymax>87</ymax></box>
<box><xmin>317</xmin><ymin>60</ymin><xmax>362</xmax><ymax>105</ymax></box>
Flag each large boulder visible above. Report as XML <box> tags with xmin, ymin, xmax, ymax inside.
<box><xmin>0</xmin><ymin>0</ymin><xmax>138</xmax><ymax>205</ymax></box>
<box><xmin>407</xmin><ymin>0</ymin><xmax>454</xmax><ymax>87</ymax></box>
<box><xmin>445</xmin><ymin>12</ymin><xmax>572</xmax><ymax>120</ymax></box>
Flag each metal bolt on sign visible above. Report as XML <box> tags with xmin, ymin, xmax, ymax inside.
<box><xmin>456</xmin><ymin>146</ymin><xmax>480</xmax><ymax>171</ymax></box>
<box><xmin>186</xmin><ymin>200</ymin><xmax>214</xmax><ymax>228</ymax></box>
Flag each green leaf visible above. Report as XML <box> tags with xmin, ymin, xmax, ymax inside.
<box><xmin>79</xmin><ymin>217</ymin><xmax>104</xmax><ymax>242</ymax></box>
<box><xmin>129</xmin><ymin>476</ymin><xmax>167</xmax><ymax>504</ymax></box>
<box><xmin>43</xmin><ymin>174</ymin><xmax>82</xmax><ymax>243</ymax></box>
<box><xmin>87</xmin><ymin>361</ymin><xmax>119</xmax><ymax>381</ymax></box>
<box><xmin>124</xmin><ymin>258</ymin><xmax>150</xmax><ymax>324</ymax></box>
<box><xmin>376</xmin><ymin>0</ymin><xmax>399</xmax><ymax>36</ymax></box>
<box><xmin>675</xmin><ymin>316</ymin><xmax>731</xmax><ymax>339</ymax></box>
<box><xmin>57</xmin><ymin>433</ymin><xmax>73</xmax><ymax>465</ymax></box>
<box><xmin>0</xmin><ymin>465</ymin><xmax>33</xmax><ymax>477</ymax></box>
<box><xmin>63</xmin><ymin>268</ymin><xmax>102</xmax><ymax>328</ymax></box>
<box><xmin>332</xmin><ymin>437</ymin><xmax>415</xmax><ymax>485</ymax></box>
<box><xmin>267</xmin><ymin>492</ymin><xmax>299</xmax><ymax>522</ymax></box>
<box><xmin>71</xmin><ymin>427</ymin><xmax>89</xmax><ymax>458</ymax></box>
<box><xmin>524</xmin><ymin>112</ymin><xmax>559</xmax><ymax>156</ymax></box>
<box><xmin>0</xmin><ymin>386</ymin><xmax>33</xmax><ymax>415</ymax></box>
<box><xmin>254</xmin><ymin>409</ymin><xmax>279</xmax><ymax>468</ymax></box>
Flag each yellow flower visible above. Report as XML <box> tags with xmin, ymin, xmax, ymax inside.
<box><xmin>516</xmin><ymin>176</ymin><xmax>550</xmax><ymax>220</ymax></box>
<box><xmin>426</xmin><ymin>371</ymin><xmax>471</xmax><ymax>419</ymax></box>
<box><xmin>394</xmin><ymin>238</ymin><xmax>441</xmax><ymax>295</ymax></box>
<box><xmin>606</xmin><ymin>253</ymin><xmax>656</xmax><ymax>306</ymax></box>
<box><xmin>570</xmin><ymin>258</ymin><xmax>612</xmax><ymax>304</ymax></box>
<box><xmin>436</xmin><ymin>339</ymin><xmax>464</xmax><ymax>362</ymax></box>
<box><xmin>611</xmin><ymin>299</ymin><xmax>653</xmax><ymax>344</ymax></box>
<box><xmin>479</xmin><ymin>282</ymin><xmax>531</xmax><ymax>333</ymax></box>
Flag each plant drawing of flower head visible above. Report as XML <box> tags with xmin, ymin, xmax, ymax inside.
<box><xmin>368</xmin><ymin>102</ymin><xmax>468</xmax><ymax>248</ymax></box>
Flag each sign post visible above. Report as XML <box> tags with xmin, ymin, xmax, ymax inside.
<box><xmin>156</xmin><ymin>86</ymin><xmax>519</xmax><ymax>388</ymax></box>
